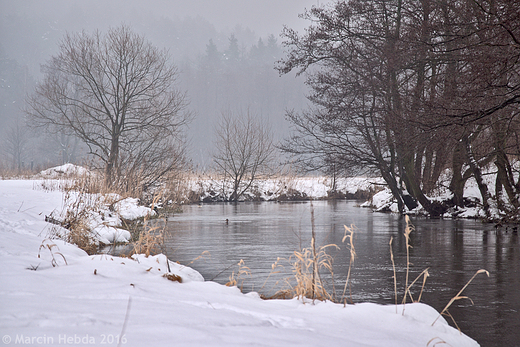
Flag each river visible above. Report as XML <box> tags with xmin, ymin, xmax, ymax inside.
<box><xmin>163</xmin><ymin>200</ymin><xmax>519</xmax><ymax>347</ymax></box>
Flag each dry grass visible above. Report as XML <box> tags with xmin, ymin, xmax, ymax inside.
<box><xmin>126</xmin><ymin>210</ymin><xmax>164</xmax><ymax>258</ymax></box>
<box><xmin>341</xmin><ymin>224</ymin><xmax>357</xmax><ymax>304</ymax></box>
<box><xmin>35</xmin><ymin>166</ymin><xmax>104</xmax><ymax>195</ymax></box>
<box><xmin>427</xmin><ymin>337</ymin><xmax>451</xmax><ymax>347</ymax></box>
<box><xmin>265</xmin><ymin>208</ymin><xmax>339</xmax><ymax>302</ymax></box>
<box><xmin>256</xmin><ymin>211</ymin><xmax>488</xmax><ymax>342</ymax></box>
<box><xmin>389</xmin><ymin>236</ymin><xmax>398</xmax><ymax>312</ymax></box>
<box><xmin>432</xmin><ymin>269</ymin><xmax>489</xmax><ymax>330</ymax></box>
<box><xmin>61</xmin><ymin>188</ymin><xmax>105</xmax><ymax>254</ymax></box>
<box><xmin>187</xmin><ymin>250</ymin><xmax>211</xmax><ymax>265</ymax></box>
<box><xmin>0</xmin><ymin>166</ymin><xmax>38</xmax><ymax>179</ymax></box>
<box><xmin>38</xmin><ymin>239</ymin><xmax>68</xmax><ymax>267</ymax></box>
<box><xmin>124</xmin><ymin>195</ymin><xmax>169</xmax><ymax>257</ymax></box>
<box><xmin>267</xmin><ymin>203</ymin><xmax>339</xmax><ymax>302</ymax></box>
<box><xmin>57</xmin><ymin>188</ymin><xmax>110</xmax><ymax>254</ymax></box>
<box><xmin>163</xmin><ymin>273</ymin><xmax>183</xmax><ymax>283</ymax></box>
<box><xmin>401</xmin><ymin>215</ymin><xmax>414</xmax><ymax>314</ymax></box>
<box><xmin>37</xmin><ymin>168</ymin><xmax>114</xmax><ymax>254</ymax></box>
<box><xmin>39</xmin><ymin>183</ymin><xmax>104</xmax><ymax>255</ymax></box>
<box><xmin>285</xmin><ymin>243</ymin><xmax>338</xmax><ymax>301</ymax></box>
<box><xmin>128</xmin><ymin>224</ymin><xmax>163</xmax><ymax>257</ymax></box>
<box><xmin>226</xmin><ymin>259</ymin><xmax>252</xmax><ymax>291</ymax></box>
<box><xmin>161</xmin><ymin>171</ymin><xmax>194</xmax><ymax>205</ymax></box>
<box><xmin>38</xmin><ymin>168</ymin><xmax>163</xmax><ymax>255</ymax></box>
<box><xmin>258</xmin><ymin>257</ymin><xmax>285</xmax><ymax>295</ymax></box>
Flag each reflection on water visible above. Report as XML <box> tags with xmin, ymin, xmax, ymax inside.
<box><xmin>164</xmin><ymin>200</ymin><xmax>519</xmax><ymax>347</ymax></box>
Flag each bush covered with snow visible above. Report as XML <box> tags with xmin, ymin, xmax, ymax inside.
<box><xmin>39</xmin><ymin>163</ymin><xmax>90</xmax><ymax>178</ymax></box>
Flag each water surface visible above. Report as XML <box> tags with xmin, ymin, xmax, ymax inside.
<box><xmin>164</xmin><ymin>200</ymin><xmax>519</xmax><ymax>347</ymax></box>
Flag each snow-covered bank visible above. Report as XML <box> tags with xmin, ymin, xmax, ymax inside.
<box><xmin>32</xmin><ymin>165</ymin><xmax>156</xmax><ymax>245</ymax></box>
<box><xmin>362</xmin><ymin>173</ymin><xmax>495</xmax><ymax>220</ymax></box>
<box><xmin>0</xmin><ymin>179</ymin><xmax>479</xmax><ymax>346</ymax></box>
<box><xmin>183</xmin><ymin>175</ymin><xmax>382</xmax><ymax>202</ymax></box>
<box><xmin>181</xmin><ymin>173</ymin><xmax>501</xmax><ymax>221</ymax></box>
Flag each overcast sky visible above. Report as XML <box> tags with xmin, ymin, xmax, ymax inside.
<box><xmin>0</xmin><ymin>0</ymin><xmax>330</xmax><ymax>167</ymax></box>
<box><xmin>1</xmin><ymin>0</ymin><xmax>324</xmax><ymax>38</ymax></box>
<box><xmin>153</xmin><ymin>0</ymin><xmax>323</xmax><ymax>36</ymax></box>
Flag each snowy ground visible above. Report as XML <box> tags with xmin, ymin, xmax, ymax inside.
<box><xmin>362</xmin><ymin>173</ymin><xmax>495</xmax><ymax>219</ymax></box>
<box><xmin>182</xmin><ymin>174</ymin><xmax>382</xmax><ymax>202</ymax></box>
<box><xmin>178</xmin><ymin>171</ymin><xmax>494</xmax><ymax>221</ymax></box>
<box><xmin>0</xmin><ymin>178</ymin><xmax>480</xmax><ymax>346</ymax></box>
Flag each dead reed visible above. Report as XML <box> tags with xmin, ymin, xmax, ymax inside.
<box><xmin>38</xmin><ymin>239</ymin><xmax>68</xmax><ymax>267</ymax></box>
<box><xmin>255</xmin><ymin>210</ymin><xmax>488</xmax><ymax>342</ymax></box>
<box><xmin>258</xmin><ymin>257</ymin><xmax>285</xmax><ymax>295</ymax></box>
<box><xmin>126</xmin><ymin>199</ymin><xmax>165</xmax><ymax>257</ymax></box>
<box><xmin>226</xmin><ymin>259</ymin><xmax>251</xmax><ymax>291</ymax></box>
<box><xmin>389</xmin><ymin>236</ymin><xmax>398</xmax><ymax>312</ymax></box>
<box><xmin>128</xmin><ymin>222</ymin><xmax>163</xmax><ymax>257</ymax></box>
<box><xmin>341</xmin><ymin>224</ymin><xmax>356</xmax><ymax>305</ymax></box>
<box><xmin>401</xmin><ymin>215</ymin><xmax>414</xmax><ymax>315</ymax></box>
<box><xmin>285</xmin><ymin>243</ymin><xmax>338</xmax><ymax>301</ymax></box>
<box><xmin>266</xmin><ymin>202</ymin><xmax>339</xmax><ymax>302</ymax></box>
<box><xmin>432</xmin><ymin>269</ymin><xmax>490</xmax><ymax>330</ymax></box>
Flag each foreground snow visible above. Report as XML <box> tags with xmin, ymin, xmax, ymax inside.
<box><xmin>0</xmin><ymin>179</ymin><xmax>479</xmax><ymax>346</ymax></box>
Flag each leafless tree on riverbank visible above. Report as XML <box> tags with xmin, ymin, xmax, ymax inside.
<box><xmin>213</xmin><ymin>110</ymin><xmax>276</xmax><ymax>201</ymax></box>
<box><xmin>26</xmin><ymin>25</ymin><xmax>190</xmax><ymax>192</ymax></box>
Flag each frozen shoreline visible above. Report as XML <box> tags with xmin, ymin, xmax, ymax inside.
<box><xmin>182</xmin><ymin>172</ymin><xmax>494</xmax><ymax>222</ymax></box>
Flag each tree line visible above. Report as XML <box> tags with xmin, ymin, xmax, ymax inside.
<box><xmin>10</xmin><ymin>1</ymin><xmax>520</xmax><ymax>218</ymax></box>
<box><xmin>278</xmin><ymin>0</ymin><xmax>520</xmax><ymax>221</ymax></box>
<box><xmin>1</xmin><ymin>18</ymin><xmax>305</xmax><ymax>175</ymax></box>
<box><xmin>22</xmin><ymin>25</ymin><xmax>279</xmax><ymax>200</ymax></box>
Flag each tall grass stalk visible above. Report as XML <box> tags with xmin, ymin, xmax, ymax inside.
<box><xmin>432</xmin><ymin>269</ymin><xmax>489</xmax><ymax>329</ymax></box>
<box><xmin>310</xmin><ymin>202</ymin><xmax>318</xmax><ymax>300</ymax></box>
<box><xmin>341</xmin><ymin>224</ymin><xmax>356</xmax><ymax>305</ymax></box>
<box><xmin>417</xmin><ymin>268</ymin><xmax>430</xmax><ymax>302</ymax></box>
<box><xmin>285</xmin><ymin>243</ymin><xmax>337</xmax><ymax>301</ymax></box>
<box><xmin>128</xmin><ymin>195</ymin><xmax>166</xmax><ymax>257</ymax></box>
<box><xmin>187</xmin><ymin>251</ymin><xmax>211</xmax><ymax>265</ymax></box>
<box><xmin>401</xmin><ymin>215</ymin><xmax>414</xmax><ymax>315</ymax></box>
<box><xmin>389</xmin><ymin>236</ymin><xmax>397</xmax><ymax>312</ymax></box>
<box><xmin>226</xmin><ymin>259</ymin><xmax>251</xmax><ymax>291</ymax></box>
<box><xmin>259</xmin><ymin>257</ymin><xmax>284</xmax><ymax>295</ymax></box>
<box><xmin>38</xmin><ymin>239</ymin><xmax>68</xmax><ymax>267</ymax></box>
<box><xmin>404</xmin><ymin>268</ymin><xmax>430</xmax><ymax>303</ymax></box>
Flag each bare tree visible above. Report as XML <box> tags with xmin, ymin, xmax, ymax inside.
<box><xmin>278</xmin><ymin>1</ymin><xmax>428</xmax><ymax>213</ymax></box>
<box><xmin>26</xmin><ymin>25</ymin><xmax>190</xmax><ymax>190</ymax></box>
<box><xmin>2</xmin><ymin>121</ymin><xmax>31</xmax><ymax>172</ymax></box>
<box><xmin>213</xmin><ymin>110</ymin><xmax>276</xmax><ymax>201</ymax></box>
<box><xmin>278</xmin><ymin>0</ymin><xmax>520</xmax><ymax>218</ymax></box>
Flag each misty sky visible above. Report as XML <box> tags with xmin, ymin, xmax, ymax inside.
<box><xmin>1</xmin><ymin>0</ymin><xmax>322</xmax><ymax>38</ymax></box>
<box><xmin>1</xmin><ymin>0</ymin><xmax>327</xmax><ymax>75</ymax></box>
<box><xmin>150</xmin><ymin>0</ymin><xmax>322</xmax><ymax>36</ymax></box>
<box><xmin>0</xmin><ymin>0</ymin><xmax>331</xmax><ymax>168</ymax></box>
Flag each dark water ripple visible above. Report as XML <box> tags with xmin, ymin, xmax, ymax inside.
<box><xmin>164</xmin><ymin>201</ymin><xmax>520</xmax><ymax>347</ymax></box>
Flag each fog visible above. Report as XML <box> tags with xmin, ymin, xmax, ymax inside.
<box><xmin>0</xmin><ymin>0</ymin><xmax>324</xmax><ymax>170</ymax></box>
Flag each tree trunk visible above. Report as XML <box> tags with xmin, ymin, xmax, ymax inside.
<box><xmin>401</xmin><ymin>155</ymin><xmax>435</xmax><ymax>214</ymax></box>
<box><xmin>464</xmin><ymin>137</ymin><xmax>491</xmax><ymax>219</ymax></box>
<box><xmin>105</xmin><ymin>133</ymin><xmax>120</xmax><ymax>188</ymax></box>
<box><xmin>449</xmin><ymin>140</ymin><xmax>466</xmax><ymax>207</ymax></box>
<box><xmin>493</xmin><ymin>118</ymin><xmax>520</xmax><ymax>210</ymax></box>
<box><xmin>380</xmin><ymin>165</ymin><xmax>404</xmax><ymax>213</ymax></box>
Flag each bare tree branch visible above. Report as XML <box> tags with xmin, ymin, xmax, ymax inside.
<box><xmin>26</xmin><ymin>25</ymin><xmax>190</xmax><ymax>191</ymax></box>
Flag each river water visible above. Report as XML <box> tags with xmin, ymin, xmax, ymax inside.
<box><xmin>163</xmin><ymin>200</ymin><xmax>519</xmax><ymax>347</ymax></box>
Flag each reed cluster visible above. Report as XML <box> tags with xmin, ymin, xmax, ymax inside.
<box><xmin>225</xmin><ymin>212</ymin><xmax>488</xmax><ymax>334</ymax></box>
